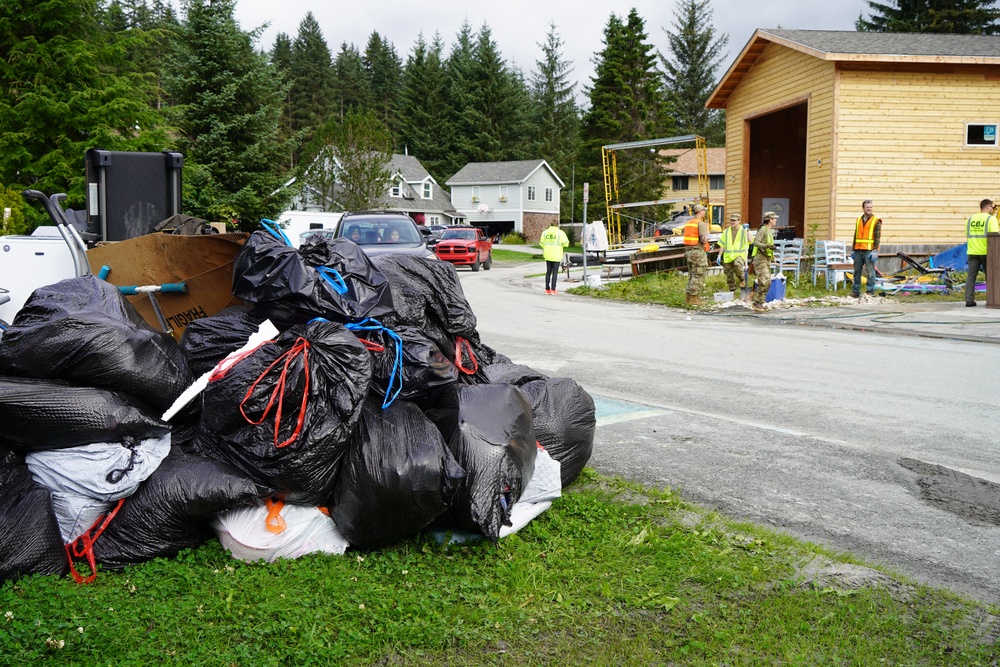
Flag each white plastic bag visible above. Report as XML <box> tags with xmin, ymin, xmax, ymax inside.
<box><xmin>213</xmin><ymin>500</ymin><xmax>349</xmax><ymax>563</ymax></box>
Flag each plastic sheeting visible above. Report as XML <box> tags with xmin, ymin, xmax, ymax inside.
<box><xmin>214</xmin><ymin>502</ymin><xmax>349</xmax><ymax>563</ymax></box>
<box><xmin>195</xmin><ymin>320</ymin><xmax>372</xmax><ymax>504</ymax></box>
<box><xmin>0</xmin><ymin>376</ymin><xmax>169</xmax><ymax>453</ymax></box>
<box><xmin>0</xmin><ymin>276</ymin><xmax>193</xmax><ymax>411</ymax></box>
<box><xmin>331</xmin><ymin>398</ymin><xmax>465</xmax><ymax>549</ymax></box>
<box><xmin>92</xmin><ymin>449</ymin><xmax>270</xmax><ymax>570</ymax></box>
<box><xmin>0</xmin><ymin>448</ymin><xmax>67</xmax><ymax>580</ymax></box>
<box><xmin>231</xmin><ymin>231</ymin><xmax>394</xmax><ymax>327</ymax></box>
<box><xmin>445</xmin><ymin>383</ymin><xmax>537</xmax><ymax>542</ymax></box>
<box><xmin>359</xmin><ymin>324</ymin><xmax>458</xmax><ymax>403</ymax></box>
<box><xmin>518</xmin><ymin>377</ymin><xmax>596</xmax><ymax>488</ymax></box>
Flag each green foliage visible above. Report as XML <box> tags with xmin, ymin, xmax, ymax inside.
<box><xmin>501</xmin><ymin>231</ymin><xmax>527</xmax><ymax>244</ymax></box>
<box><xmin>398</xmin><ymin>34</ymin><xmax>453</xmax><ymax>182</ymax></box>
<box><xmin>363</xmin><ymin>31</ymin><xmax>404</xmax><ymax>144</ymax></box>
<box><xmin>0</xmin><ymin>0</ymin><xmax>173</xmax><ymax>207</ymax></box>
<box><xmin>660</xmin><ymin>0</ymin><xmax>729</xmax><ymax>147</ymax></box>
<box><xmin>331</xmin><ymin>42</ymin><xmax>371</xmax><ymax>121</ymax></box>
<box><xmin>302</xmin><ymin>109</ymin><xmax>393</xmax><ymax>212</ymax></box>
<box><xmin>166</xmin><ymin>0</ymin><xmax>294</xmax><ymax>230</ymax></box>
<box><xmin>0</xmin><ymin>475</ymin><xmax>995</xmax><ymax>665</ymax></box>
<box><xmin>856</xmin><ymin>0</ymin><xmax>1000</xmax><ymax>33</ymax></box>
<box><xmin>0</xmin><ymin>186</ymin><xmax>28</xmax><ymax>235</ymax></box>
<box><xmin>288</xmin><ymin>13</ymin><xmax>335</xmax><ymax>164</ymax></box>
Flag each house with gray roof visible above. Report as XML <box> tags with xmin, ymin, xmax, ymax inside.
<box><xmin>706</xmin><ymin>29</ymin><xmax>1000</xmax><ymax>260</ymax></box>
<box><xmin>446</xmin><ymin>160</ymin><xmax>564</xmax><ymax>241</ymax></box>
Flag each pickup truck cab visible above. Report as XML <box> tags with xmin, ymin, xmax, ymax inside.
<box><xmin>433</xmin><ymin>226</ymin><xmax>493</xmax><ymax>271</ymax></box>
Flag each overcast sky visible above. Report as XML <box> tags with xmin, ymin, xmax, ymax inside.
<box><xmin>222</xmin><ymin>0</ymin><xmax>872</xmax><ymax>96</ymax></box>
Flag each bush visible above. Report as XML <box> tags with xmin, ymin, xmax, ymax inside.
<box><xmin>501</xmin><ymin>231</ymin><xmax>526</xmax><ymax>245</ymax></box>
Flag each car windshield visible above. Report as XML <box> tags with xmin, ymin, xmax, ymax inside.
<box><xmin>341</xmin><ymin>220</ymin><xmax>421</xmax><ymax>245</ymax></box>
<box><xmin>441</xmin><ymin>229</ymin><xmax>476</xmax><ymax>240</ymax></box>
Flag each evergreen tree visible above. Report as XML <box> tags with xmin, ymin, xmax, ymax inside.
<box><xmin>362</xmin><ymin>32</ymin><xmax>403</xmax><ymax>145</ymax></box>
<box><xmin>331</xmin><ymin>42</ymin><xmax>371</xmax><ymax>120</ymax></box>
<box><xmin>442</xmin><ymin>20</ymin><xmax>478</xmax><ymax>179</ymax></box>
<box><xmin>579</xmin><ymin>9</ymin><xmax>673</xmax><ymax>231</ymax></box>
<box><xmin>529</xmin><ymin>23</ymin><xmax>580</xmax><ymax>221</ymax></box>
<box><xmin>0</xmin><ymin>0</ymin><xmax>170</xmax><ymax>209</ymax></box>
<box><xmin>660</xmin><ymin>0</ymin><xmax>728</xmax><ymax>147</ymax></box>
<box><xmin>857</xmin><ymin>0</ymin><xmax>1000</xmax><ymax>33</ymax></box>
<box><xmin>399</xmin><ymin>33</ymin><xmax>453</xmax><ymax>181</ymax></box>
<box><xmin>165</xmin><ymin>0</ymin><xmax>293</xmax><ymax>229</ymax></box>
<box><xmin>270</xmin><ymin>32</ymin><xmax>296</xmax><ymax>168</ymax></box>
<box><xmin>289</xmin><ymin>12</ymin><xmax>335</xmax><ymax>157</ymax></box>
<box><xmin>301</xmin><ymin>109</ymin><xmax>393</xmax><ymax>212</ymax></box>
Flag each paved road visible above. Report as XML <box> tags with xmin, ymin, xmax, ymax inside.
<box><xmin>457</xmin><ymin>262</ymin><xmax>1000</xmax><ymax>604</ymax></box>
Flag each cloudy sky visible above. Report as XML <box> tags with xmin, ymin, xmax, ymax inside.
<box><xmin>224</xmin><ymin>0</ymin><xmax>872</xmax><ymax>94</ymax></box>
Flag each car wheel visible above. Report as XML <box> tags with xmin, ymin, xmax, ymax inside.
<box><xmin>484</xmin><ymin>252</ymin><xmax>492</xmax><ymax>270</ymax></box>
<box><xmin>471</xmin><ymin>256</ymin><xmax>480</xmax><ymax>272</ymax></box>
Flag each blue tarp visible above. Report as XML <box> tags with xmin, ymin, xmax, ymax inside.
<box><xmin>928</xmin><ymin>244</ymin><xmax>967</xmax><ymax>271</ymax></box>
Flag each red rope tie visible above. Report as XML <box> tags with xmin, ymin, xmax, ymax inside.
<box><xmin>453</xmin><ymin>336</ymin><xmax>478</xmax><ymax>375</ymax></box>
<box><xmin>209</xmin><ymin>339</ymin><xmax>276</xmax><ymax>382</ymax></box>
<box><xmin>239</xmin><ymin>337</ymin><xmax>311</xmax><ymax>449</ymax></box>
<box><xmin>360</xmin><ymin>339</ymin><xmax>385</xmax><ymax>353</ymax></box>
<box><xmin>65</xmin><ymin>498</ymin><xmax>125</xmax><ymax>584</ymax></box>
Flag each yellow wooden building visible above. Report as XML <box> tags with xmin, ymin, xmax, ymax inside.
<box><xmin>707</xmin><ymin>29</ymin><xmax>1000</xmax><ymax>253</ymax></box>
<box><xmin>660</xmin><ymin>147</ymin><xmax>727</xmax><ymax>203</ymax></box>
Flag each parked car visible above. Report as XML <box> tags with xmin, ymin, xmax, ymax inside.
<box><xmin>433</xmin><ymin>226</ymin><xmax>493</xmax><ymax>271</ymax></box>
<box><xmin>421</xmin><ymin>224</ymin><xmax>449</xmax><ymax>247</ymax></box>
<box><xmin>332</xmin><ymin>212</ymin><xmax>436</xmax><ymax>259</ymax></box>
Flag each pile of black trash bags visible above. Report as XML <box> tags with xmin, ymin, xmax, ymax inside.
<box><xmin>0</xmin><ymin>229</ymin><xmax>596</xmax><ymax>582</ymax></box>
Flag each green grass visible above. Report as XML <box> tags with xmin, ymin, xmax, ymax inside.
<box><xmin>492</xmin><ymin>249</ymin><xmax>544</xmax><ymax>262</ymax></box>
<box><xmin>568</xmin><ymin>270</ymin><xmax>974</xmax><ymax>308</ymax></box>
<box><xmin>0</xmin><ymin>471</ymin><xmax>996</xmax><ymax>665</ymax></box>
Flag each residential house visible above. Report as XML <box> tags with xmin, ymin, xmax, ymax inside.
<box><xmin>446</xmin><ymin>160</ymin><xmax>564</xmax><ymax>241</ymax></box>
<box><xmin>707</xmin><ymin>29</ymin><xmax>1000</xmax><ymax>256</ymax></box>
<box><xmin>660</xmin><ymin>147</ymin><xmax>727</xmax><ymax>205</ymax></box>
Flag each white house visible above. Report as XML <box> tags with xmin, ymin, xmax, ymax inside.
<box><xmin>446</xmin><ymin>160</ymin><xmax>564</xmax><ymax>241</ymax></box>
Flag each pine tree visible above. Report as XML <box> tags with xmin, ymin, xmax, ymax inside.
<box><xmin>289</xmin><ymin>13</ymin><xmax>335</xmax><ymax>156</ymax></box>
<box><xmin>331</xmin><ymin>43</ymin><xmax>371</xmax><ymax>120</ymax></box>
<box><xmin>399</xmin><ymin>33</ymin><xmax>453</xmax><ymax>181</ymax></box>
<box><xmin>0</xmin><ymin>0</ymin><xmax>170</xmax><ymax>209</ymax></box>
<box><xmin>442</xmin><ymin>20</ymin><xmax>478</xmax><ymax>179</ymax></box>
<box><xmin>362</xmin><ymin>32</ymin><xmax>403</xmax><ymax>145</ymax></box>
<box><xmin>579</xmin><ymin>9</ymin><xmax>673</xmax><ymax>229</ymax></box>
<box><xmin>529</xmin><ymin>23</ymin><xmax>580</xmax><ymax>221</ymax></box>
<box><xmin>270</xmin><ymin>32</ymin><xmax>296</xmax><ymax>169</ymax></box>
<box><xmin>165</xmin><ymin>0</ymin><xmax>293</xmax><ymax>229</ymax></box>
<box><xmin>857</xmin><ymin>0</ymin><xmax>1000</xmax><ymax>33</ymax></box>
<box><xmin>660</xmin><ymin>0</ymin><xmax>728</xmax><ymax>147</ymax></box>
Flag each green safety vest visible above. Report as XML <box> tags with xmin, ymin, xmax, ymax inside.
<box><xmin>751</xmin><ymin>226</ymin><xmax>774</xmax><ymax>259</ymax></box>
<box><xmin>719</xmin><ymin>226</ymin><xmax>748</xmax><ymax>263</ymax></box>
<box><xmin>966</xmin><ymin>212</ymin><xmax>998</xmax><ymax>256</ymax></box>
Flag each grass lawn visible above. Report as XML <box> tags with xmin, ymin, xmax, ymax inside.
<box><xmin>0</xmin><ymin>471</ymin><xmax>996</xmax><ymax>665</ymax></box>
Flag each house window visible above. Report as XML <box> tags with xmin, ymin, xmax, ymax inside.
<box><xmin>390</xmin><ymin>184</ymin><xmax>402</xmax><ymax>198</ymax></box>
<box><xmin>499</xmin><ymin>185</ymin><xmax>507</xmax><ymax>202</ymax></box>
<box><xmin>966</xmin><ymin>123</ymin><xmax>998</xmax><ymax>146</ymax></box>
<box><xmin>472</xmin><ymin>186</ymin><xmax>480</xmax><ymax>203</ymax></box>
<box><xmin>429</xmin><ymin>215</ymin><xmax>439</xmax><ymax>224</ymax></box>
<box><xmin>545</xmin><ymin>187</ymin><xmax>553</xmax><ymax>202</ymax></box>
<box><xmin>527</xmin><ymin>186</ymin><xmax>536</xmax><ymax>201</ymax></box>
<box><xmin>672</xmin><ymin>176</ymin><xmax>689</xmax><ymax>191</ymax></box>
<box><xmin>709</xmin><ymin>175</ymin><xmax>725</xmax><ymax>190</ymax></box>
<box><xmin>423</xmin><ymin>182</ymin><xmax>432</xmax><ymax>199</ymax></box>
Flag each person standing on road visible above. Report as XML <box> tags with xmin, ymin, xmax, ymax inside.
<box><xmin>750</xmin><ymin>212</ymin><xmax>778</xmax><ymax>312</ymax></box>
<box><xmin>964</xmin><ymin>198</ymin><xmax>999</xmax><ymax>307</ymax></box>
<box><xmin>540</xmin><ymin>222</ymin><xmax>569</xmax><ymax>295</ymax></box>
<box><xmin>717</xmin><ymin>213</ymin><xmax>749</xmax><ymax>296</ymax></box>
<box><xmin>851</xmin><ymin>200</ymin><xmax>882</xmax><ymax>298</ymax></box>
<box><xmin>683</xmin><ymin>204</ymin><xmax>711</xmax><ymax>306</ymax></box>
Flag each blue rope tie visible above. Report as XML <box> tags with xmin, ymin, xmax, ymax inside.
<box><xmin>260</xmin><ymin>219</ymin><xmax>292</xmax><ymax>246</ymax></box>
<box><xmin>316</xmin><ymin>266</ymin><xmax>348</xmax><ymax>295</ymax></box>
<box><xmin>345</xmin><ymin>318</ymin><xmax>404</xmax><ymax>409</ymax></box>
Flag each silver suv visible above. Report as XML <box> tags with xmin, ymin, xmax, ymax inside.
<box><xmin>334</xmin><ymin>212</ymin><xmax>435</xmax><ymax>259</ymax></box>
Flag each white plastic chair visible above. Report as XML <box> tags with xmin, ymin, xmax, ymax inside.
<box><xmin>823</xmin><ymin>241</ymin><xmax>848</xmax><ymax>290</ymax></box>
<box><xmin>777</xmin><ymin>239</ymin><xmax>804</xmax><ymax>281</ymax></box>
<box><xmin>812</xmin><ymin>240</ymin><xmax>828</xmax><ymax>286</ymax></box>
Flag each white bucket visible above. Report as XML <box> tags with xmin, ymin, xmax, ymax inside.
<box><xmin>584</xmin><ymin>275</ymin><xmax>603</xmax><ymax>288</ymax></box>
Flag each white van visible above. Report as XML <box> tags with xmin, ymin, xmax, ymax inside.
<box><xmin>275</xmin><ymin>210</ymin><xmax>344</xmax><ymax>248</ymax></box>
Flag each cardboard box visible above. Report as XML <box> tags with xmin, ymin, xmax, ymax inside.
<box><xmin>87</xmin><ymin>233</ymin><xmax>248</xmax><ymax>340</ymax></box>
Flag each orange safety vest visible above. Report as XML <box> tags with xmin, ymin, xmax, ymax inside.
<box><xmin>683</xmin><ymin>218</ymin><xmax>709</xmax><ymax>251</ymax></box>
<box><xmin>854</xmin><ymin>215</ymin><xmax>879</xmax><ymax>251</ymax></box>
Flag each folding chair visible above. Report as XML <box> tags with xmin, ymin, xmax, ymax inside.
<box><xmin>894</xmin><ymin>252</ymin><xmax>956</xmax><ymax>290</ymax></box>
<box><xmin>823</xmin><ymin>241</ymin><xmax>849</xmax><ymax>291</ymax></box>
<box><xmin>777</xmin><ymin>239</ymin><xmax>804</xmax><ymax>281</ymax></box>
<box><xmin>812</xmin><ymin>240</ymin><xmax>828</xmax><ymax>286</ymax></box>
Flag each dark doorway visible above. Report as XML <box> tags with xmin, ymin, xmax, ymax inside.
<box><xmin>746</xmin><ymin>103</ymin><xmax>807</xmax><ymax>236</ymax></box>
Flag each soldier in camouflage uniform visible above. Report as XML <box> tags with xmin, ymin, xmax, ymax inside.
<box><xmin>683</xmin><ymin>204</ymin><xmax>710</xmax><ymax>306</ymax></box>
<box><xmin>750</xmin><ymin>212</ymin><xmax>778</xmax><ymax>311</ymax></box>
<box><xmin>718</xmin><ymin>213</ymin><xmax>748</xmax><ymax>295</ymax></box>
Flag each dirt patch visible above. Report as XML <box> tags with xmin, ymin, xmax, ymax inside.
<box><xmin>899</xmin><ymin>458</ymin><xmax>1000</xmax><ymax>527</ymax></box>
<box><xmin>795</xmin><ymin>555</ymin><xmax>915</xmax><ymax>600</ymax></box>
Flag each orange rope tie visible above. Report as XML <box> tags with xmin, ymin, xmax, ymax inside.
<box><xmin>239</xmin><ymin>337</ymin><xmax>311</xmax><ymax>449</ymax></box>
<box><xmin>65</xmin><ymin>498</ymin><xmax>126</xmax><ymax>584</ymax></box>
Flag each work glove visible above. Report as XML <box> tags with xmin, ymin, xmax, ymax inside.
<box><xmin>870</xmin><ymin>250</ymin><xmax>878</xmax><ymax>262</ymax></box>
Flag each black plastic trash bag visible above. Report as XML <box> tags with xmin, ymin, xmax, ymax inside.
<box><xmin>91</xmin><ymin>449</ymin><xmax>270</xmax><ymax>570</ymax></box>
<box><xmin>518</xmin><ymin>377</ymin><xmax>596</xmax><ymax>487</ymax></box>
<box><xmin>0</xmin><ymin>275</ymin><xmax>193</xmax><ymax>412</ymax></box>
<box><xmin>445</xmin><ymin>384</ymin><xmax>537</xmax><ymax>542</ymax></box>
<box><xmin>370</xmin><ymin>255</ymin><xmax>502</xmax><ymax>384</ymax></box>
<box><xmin>195</xmin><ymin>320</ymin><xmax>372</xmax><ymax>504</ymax></box>
<box><xmin>331</xmin><ymin>397</ymin><xmax>465</xmax><ymax>549</ymax></box>
<box><xmin>482</xmin><ymin>362</ymin><xmax>549</xmax><ymax>387</ymax></box>
<box><xmin>0</xmin><ymin>448</ymin><xmax>68</xmax><ymax>581</ymax></box>
<box><xmin>179</xmin><ymin>305</ymin><xmax>268</xmax><ymax>377</ymax></box>
<box><xmin>231</xmin><ymin>229</ymin><xmax>394</xmax><ymax>328</ymax></box>
<box><xmin>0</xmin><ymin>376</ymin><xmax>170</xmax><ymax>454</ymax></box>
<box><xmin>353</xmin><ymin>323</ymin><xmax>458</xmax><ymax>405</ymax></box>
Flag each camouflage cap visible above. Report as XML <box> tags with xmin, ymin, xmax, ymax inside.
<box><xmin>729</xmin><ymin>213</ymin><xmax>741</xmax><ymax>221</ymax></box>
<box><xmin>692</xmin><ymin>204</ymin><xmax>706</xmax><ymax>213</ymax></box>
<box><xmin>763</xmin><ymin>211</ymin><xmax>779</xmax><ymax>221</ymax></box>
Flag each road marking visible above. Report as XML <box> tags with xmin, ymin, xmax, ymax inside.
<box><xmin>594</xmin><ymin>396</ymin><xmax>669</xmax><ymax>426</ymax></box>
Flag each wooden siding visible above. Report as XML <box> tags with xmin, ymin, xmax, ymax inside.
<box><xmin>662</xmin><ymin>182</ymin><xmax>726</xmax><ymax>203</ymax></box>
<box><xmin>723</xmin><ymin>43</ymin><xmax>836</xmax><ymax>235</ymax></box>
<box><xmin>834</xmin><ymin>65</ymin><xmax>1000</xmax><ymax>245</ymax></box>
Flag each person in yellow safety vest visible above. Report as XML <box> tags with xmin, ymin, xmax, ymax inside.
<box><xmin>540</xmin><ymin>222</ymin><xmax>569</xmax><ymax>295</ymax></box>
<box><xmin>750</xmin><ymin>212</ymin><xmax>778</xmax><ymax>311</ymax></box>
<box><xmin>717</xmin><ymin>213</ymin><xmax>749</xmax><ymax>295</ymax></box>
<box><xmin>964</xmin><ymin>198</ymin><xmax>999</xmax><ymax>307</ymax></box>
<box><xmin>683</xmin><ymin>204</ymin><xmax>711</xmax><ymax>306</ymax></box>
<box><xmin>851</xmin><ymin>199</ymin><xmax>882</xmax><ymax>298</ymax></box>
